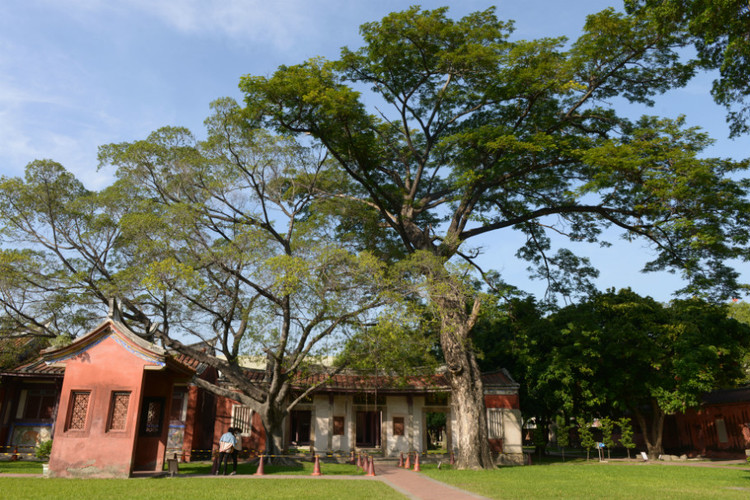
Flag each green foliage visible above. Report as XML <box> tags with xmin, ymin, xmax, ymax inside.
<box><xmin>35</xmin><ymin>440</ymin><xmax>52</xmax><ymax>460</ymax></box>
<box><xmin>239</xmin><ymin>4</ymin><xmax>750</xmax><ymax>467</ymax></box>
<box><xmin>599</xmin><ymin>417</ymin><xmax>616</xmax><ymax>459</ymax></box>
<box><xmin>617</xmin><ymin>417</ymin><xmax>636</xmax><ymax>459</ymax></box>
<box><xmin>599</xmin><ymin>417</ymin><xmax>616</xmax><ymax>450</ymax></box>
<box><xmin>728</xmin><ymin>301</ymin><xmax>750</xmax><ymax>326</ymax></box>
<box><xmin>626</xmin><ymin>0</ymin><xmax>750</xmax><ymax>136</ymax></box>
<box><xmin>337</xmin><ymin>315</ymin><xmax>439</xmax><ymax>380</ymax></box>
<box><xmin>535</xmin><ymin>289</ymin><xmax>750</xmax><ymax>455</ymax></box>
<box><xmin>241</xmin><ymin>4</ymin><xmax>749</xmax><ymax>305</ymax></box>
<box><xmin>577</xmin><ymin>422</ymin><xmax>596</xmax><ymax>461</ymax></box>
<box><xmin>555</xmin><ymin>416</ymin><xmax>570</xmax><ymax>449</ymax></box>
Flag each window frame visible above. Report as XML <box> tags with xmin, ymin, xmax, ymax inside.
<box><xmin>107</xmin><ymin>391</ymin><xmax>131</xmax><ymax>432</ymax></box>
<box><xmin>139</xmin><ymin>396</ymin><xmax>165</xmax><ymax>437</ymax></box>
<box><xmin>65</xmin><ymin>390</ymin><xmax>92</xmax><ymax>432</ymax></box>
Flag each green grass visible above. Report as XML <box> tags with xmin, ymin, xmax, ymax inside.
<box><xmin>175</xmin><ymin>460</ymin><xmax>365</xmax><ymax>476</ymax></box>
<box><xmin>419</xmin><ymin>462</ymin><xmax>750</xmax><ymax>499</ymax></box>
<box><xmin>5</xmin><ymin>458</ymin><xmax>750</xmax><ymax>499</ymax></box>
<box><xmin>0</xmin><ymin>477</ymin><xmax>404</xmax><ymax>500</ymax></box>
<box><xmin>0</xmin><ymin>460</ymin><xmax>43</xmax><ymax>474</ymax></box>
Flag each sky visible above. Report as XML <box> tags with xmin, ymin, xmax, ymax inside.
<box><xmin>1</xmin><ymin>0</ymin><xmax>747</xmax><ymax>304</ymax></box>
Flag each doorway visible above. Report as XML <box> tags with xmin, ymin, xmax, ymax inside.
<box><xmin>289</xmin><ymin>410</ymin><xmax>312</xmax><ymax>446</ymax></box>
<box><xmin>356</xmin><ymin>411</ymin><xmax>381</xmax><ymax>447</ymax></box>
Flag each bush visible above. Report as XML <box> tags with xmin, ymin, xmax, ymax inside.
<box><xmin>35</xmin><ymin>440</ymin><xmax>52</xmax><ymax>460</ymax></box>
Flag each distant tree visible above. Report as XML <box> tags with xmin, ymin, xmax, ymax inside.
<box><xmin>618</xmin><ymin>417</ymin><xmax>636</xmax><ymax>460</ymax></box>
<box><xmin>336</xmin><ymin>304</ymin><xmax>440</xmax><ymax>379</ymax></box>
<box><xmin>600</xmin><ymin>417</ymin><xmax>616</xmax><ymax>460</ymax></box>
<box><xmin>578</xmin><ymin>421</ymin><xmax>596</xmax><ymax>461</ymax></box>
<box><xmin>729</xmin><ymin>301</ymin><xmax>750</xmax><ymax>326</ymax></box>
<box><xmin>555</xmin><ymin>415</ymin><xmax>571</xmax><ymax>462</ymax></box>
<box><xmin>544</xmin><ymin>289</ymin><xmax>750</xmax><ymax>458</ymax></box>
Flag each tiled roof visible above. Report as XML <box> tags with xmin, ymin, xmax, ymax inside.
<box><xmin>0</xmin><ymin>356</ymin><xmax>65</xmax><ymax>377</ymax></box>
<box><xmin>167</xmin><ymin>351</ymin><xmax>208</xmax><ymax>375</ymax></box>
<box><xmin>224</xmin><ymin>367</ymin><xmax>518</xmax><ymax>393</ymax></box>
<box><xmin>481</xmin><ymin>369</ymin><xmax>518</xmax><ymax>388</ymax></box>
<box><xmin>294</xmin><ymin>372</ymin><xmax>449</xmax><ymax>393</ymax></box>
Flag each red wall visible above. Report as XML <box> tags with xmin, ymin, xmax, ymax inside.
<box><xmin>46</xmin><ymin>332</ymin><xmax>186</xmax><ymax>478</ymax></box>
<box><xmin>48</xmin><ymin>336</ymin><xmax>145</xmax><ymax>477</ymax></box>
<box><xmin>668</xmin><ymin>403</ymin><xmax>750</xmax><ymax>458</ymax></box>
<box><xmin>212</xmin><ymin>395</ymin><xmax>265</xmax><ymax>454</ymax></box>
<box><xmin>132</xmin><ymin>370</ymin><xmax>175</xmax><ymax>471</ymax></box>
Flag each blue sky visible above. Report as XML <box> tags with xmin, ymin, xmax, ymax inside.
<box><xmin>1</xmin><ymin>0</ymin><xmax>747</xmax><ymax>303</ymax></box>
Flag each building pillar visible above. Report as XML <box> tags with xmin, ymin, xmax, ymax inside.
<box><xmin>327</xmin><ymin>394</ymin><xmax>334</xmax><ymax>451</ymax></box>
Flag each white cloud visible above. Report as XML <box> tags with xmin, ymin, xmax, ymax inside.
<box><xmin>40</xmin><ymin>0</ymin><xmax>319</xmax><ymax>51</ymax></box>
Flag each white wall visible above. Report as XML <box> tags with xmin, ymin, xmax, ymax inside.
<box><xmin>312</xmin><ymin>395</ymin><xmax>353</xmax><ymax>452</ymax></box>
<box><xmin>503</xmin><ymin>409</ymin><xmax>523</xmax><ymax>454</ymax></box>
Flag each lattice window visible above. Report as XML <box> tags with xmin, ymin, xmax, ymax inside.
<box><xmin>144</xmin><ymin>400</ymin><xmax>162</xmax><ymax>434</ymax></box>
<box><xmin>487</xmin><ymin>409</ymin><xmax>504</xmax><ymax>439</ymax></box>
<box><xmin>231</xmin><ymin>405</ymin><xmax>253</xmax><ymax>436</ymax></box>
<box><xmin>108</xmin><ymin>392</ymin><xmax>130</xmax><ymax>431</ymax></box>
<box><xmin>68</xmin><ymin>391</ymin><xmax>90</xmax><ymax>431</ymax></box>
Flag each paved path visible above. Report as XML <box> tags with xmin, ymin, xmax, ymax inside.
<box><xmin>373</xmin><ymin>464</ymin><xmax>491</xmax><ymax>500</ymax></box>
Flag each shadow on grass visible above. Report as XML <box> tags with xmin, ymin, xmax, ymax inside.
<box><xmin>175</xmin><ymin>459</ymin><xmax>363</xmax><ymax>476</ymax></box>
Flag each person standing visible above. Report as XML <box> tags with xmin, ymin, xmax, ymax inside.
<box><xmin>217</xmin><ymin>427</ymin><xmax>239</xmax><ymax>475</ymax></box>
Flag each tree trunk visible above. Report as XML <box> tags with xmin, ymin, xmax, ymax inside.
<box><xmin>431</xmin><ymin>279</ymin><xmax>494</xmax><ymax>470</ymax></box>
<box><xmin>260</xmin><ymin>403</ymin><xmax>292</xmax><ymax>465</ymax></box>
<box><xmin>633</xmin><ymin>400</ymin><xmax>666</xmax><ymax>459</ymax></box>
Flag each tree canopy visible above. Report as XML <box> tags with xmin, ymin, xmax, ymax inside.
<box><xmin>0</xmin><ymin>98</ymin><xmax>398</xmax><ymax>456</ymax></box>
<box><xmin>626</xmin><ymin>0</ymin><xmax>750</xmax><ymax>136</ymax></box>
<box><xmin>240</xmin><ymin>5</ymin><xmax>750</xmax><ymax>467</ymax></box>
<box><xmin>488</xmin><ymin>289</ymin><xmax>750</xmax><ymax>457</ymax></box>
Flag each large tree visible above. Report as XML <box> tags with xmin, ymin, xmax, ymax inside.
<box><xmin>240</xmin><ymin>6</ymin><xmax>750</xmax><ymax>468</ymax></box>
<box><xmin>544</xmin><ymin>289</ymin><xmax>750</xmax><ymax>457</ymax></box>
<box><xmin>0</xmin><ymin>98</ymin><xmax>395</xmax><ymax>457</ymax></box>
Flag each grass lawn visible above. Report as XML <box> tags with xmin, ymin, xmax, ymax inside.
<box><xmin>176</xmin><ymin>459</ymin><xmax>366</xmax><ymax>476</ymax></box>
<box><xmin>0</xmin><ymin>460</ymin><xmax>399</xmax><ymax>500</ymax></box>
<box><xmin>0</xmin><ymin>460</ymin><xmax>44</xmax><ymax>474</ymax></box>
<box><xmin>5</xmin><ymin>458</ymin><xmax>750</xmax><ymax>499</ymax></box>
<box><xmin>0</xmin><ymin>476</ymin><xmax>403</xmax><ymax>500</ymax></box>
<box><xmin>420</xmin><ymin>462</ymin><xmax>750</xmax><ymax>500</ymax></box>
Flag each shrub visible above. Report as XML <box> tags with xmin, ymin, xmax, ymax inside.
<box><xmin>35</xmin><ymin>440</ymin><xmax>53</xmax><ymax>460</ymax></box>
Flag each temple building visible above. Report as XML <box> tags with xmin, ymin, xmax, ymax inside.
<box><xmin>0</xmin><ymin>313</ymin><xmax>523</xmax><ymax>477</ymax></box>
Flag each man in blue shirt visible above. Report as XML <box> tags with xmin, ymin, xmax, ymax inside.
<box><xmin>217</xmin><ymin>427</ymin><xmax>239</xmax><ymax>475</ymax></box>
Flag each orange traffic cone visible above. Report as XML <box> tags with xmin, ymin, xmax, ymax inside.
<box><xmin>414</xmin><ymin>452</ymin><xmax>421</xmax><ymax>472</ymax></box>
<box><xmin>398</xmin><ymin>452</ymin><xmax>404</xmax><ymax>468</ymax></box>
<box><xmin>366</xmin><ymin>456</ymin><xmax>376</xmax><ymax>476</ymax></box>
<box><xmin>312</xmin><ymin>454</ymin><xmax>322</xmax><ymax>476</ymax></box>
<box><xmin>405</xmin><ymin>452</ymin><xmax>411</xmax><ymax>469</ymax></box>
<box><xmin>254</xmin><ymin>455</ymin><xmax>265</xmax><ymax>475</ymax></box>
